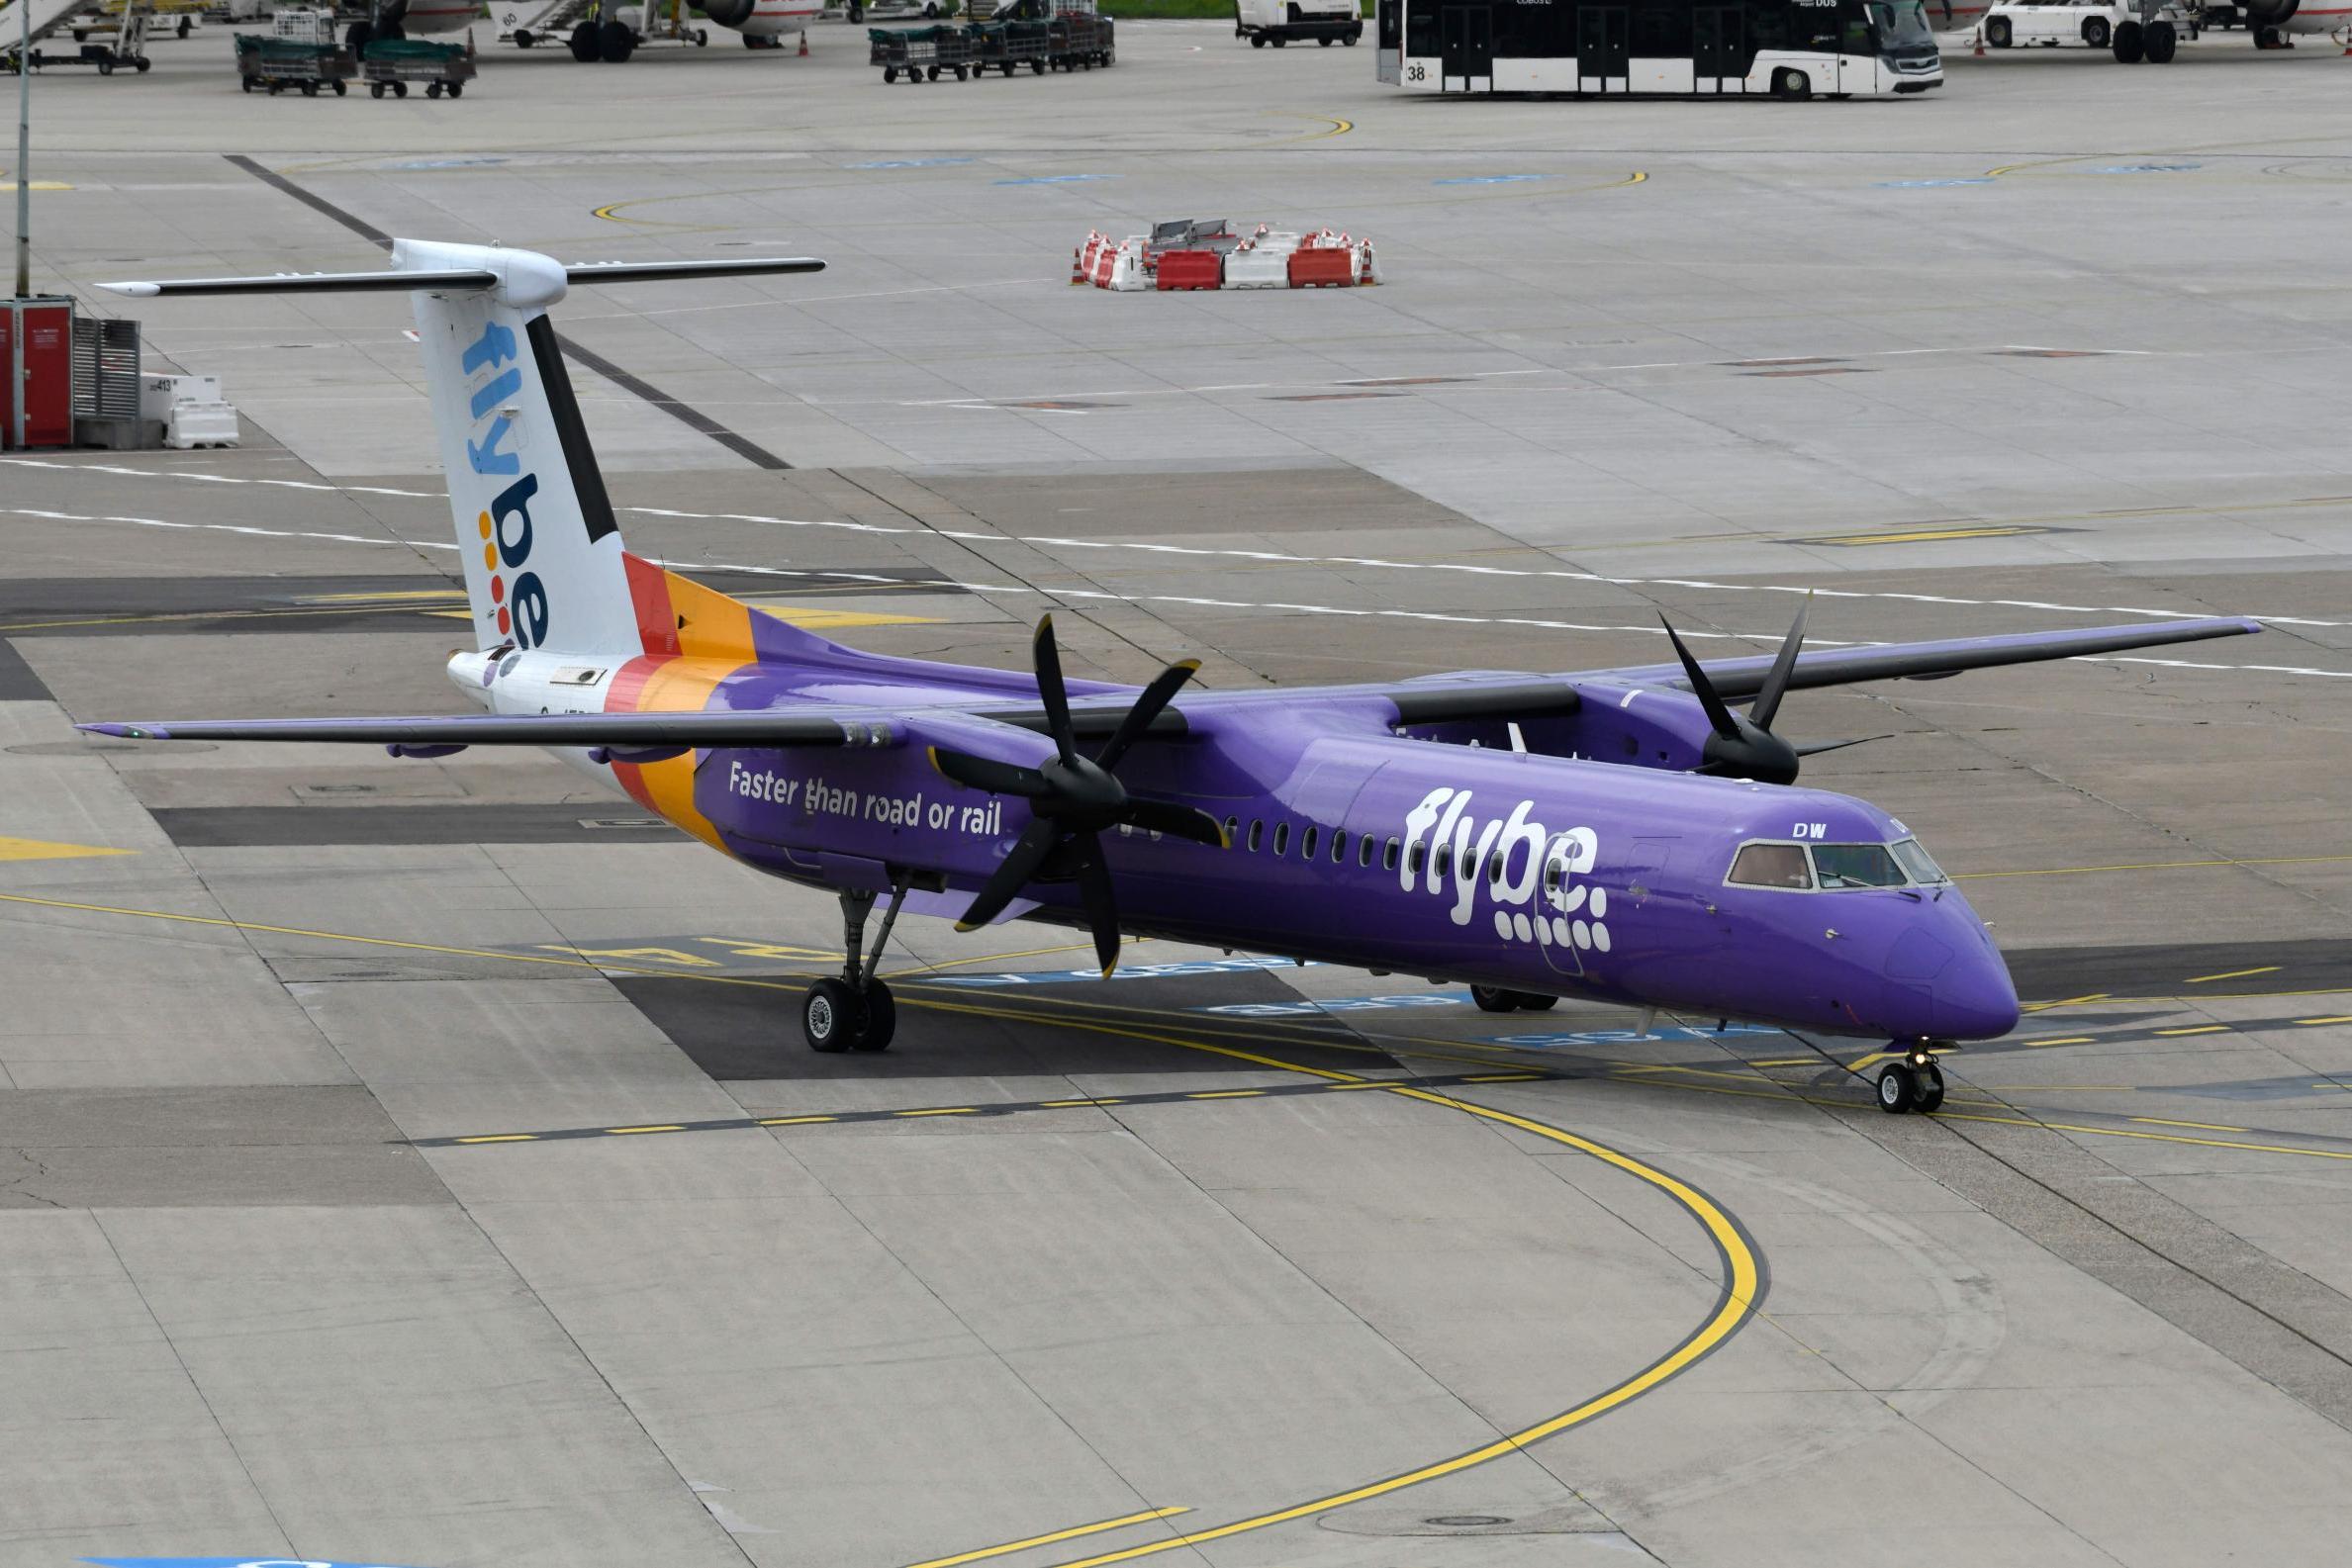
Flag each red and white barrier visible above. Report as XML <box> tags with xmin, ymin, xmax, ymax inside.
<box><xmin>1074</xmin><ymin>223</ymin><xmax>1379</xmax><ymax>294</ymax></box>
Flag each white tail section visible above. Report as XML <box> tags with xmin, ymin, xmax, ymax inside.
<box><xmin>98</xmin><ymin>240</ymin><xmax>826</xmax><ymax>659</ymax></box>
<box><xmin>401</xmin><ymin>239</ymin><xmax>641</xmax><ymax>658</ymax></box>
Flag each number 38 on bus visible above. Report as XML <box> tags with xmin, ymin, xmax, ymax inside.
<box><xmin>1373</xmin><ymin>0</ymin><xmax>1942</xmax><ymax>98</ymax></box>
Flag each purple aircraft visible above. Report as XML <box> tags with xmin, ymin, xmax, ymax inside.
<box><xmin>85</xmin><ymin>243</ymin><xmax>2261</xmax><ymax>1115</ymax></box>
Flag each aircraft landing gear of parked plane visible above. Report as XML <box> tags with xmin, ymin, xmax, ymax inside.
<box><xmin>1469</xmin><ymin>985</ymin><xmax>1560</xmax><ymax>1014</ymax></box>
<box><xmin>1874</xmin><ymin>1043</ymin><xmax>1950</xmax><ymax>1115</ymax></box>
<box><xmin>805</xmin><ymin>880</ymin><xmax>908</xmax><ymax>1053</ymax></box>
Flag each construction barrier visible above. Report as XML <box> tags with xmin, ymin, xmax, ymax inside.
<box><xmin>1073</xmin><ymin>221</ymin><xmax>1380</xmax><ymax>294</ymax></box>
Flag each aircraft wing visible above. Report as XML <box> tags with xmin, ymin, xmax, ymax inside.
<box><xmin>1598</xmin><ymin>615</ymin><xmax>2265</xmax><ymax>700</ymax></box>
<box><xmin>78</xmin><ymin>710</ymin><xmax>903</xmax><ymax>748</ymax></box>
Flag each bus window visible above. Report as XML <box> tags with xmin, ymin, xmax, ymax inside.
<box><xmin>1379</xmin><ymin>0</ymin><xmax>1402</xmax><ymax>47</ymax></box>
<box><xmin>1632</xmin><ymin>3</ymin><xmax>1690</xmax><ymax>54</ymax></box>
<box><xmin>1842</xmin><ymin>12</ymin><xmax>1872</xmax><ymax>48</ymax></box>
<box><xmin>1404</xmin><ymin>0</ymin><xmax>1438</xmax><ymax>54</ymax></box>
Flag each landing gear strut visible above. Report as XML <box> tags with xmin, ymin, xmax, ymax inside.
<box><xmin>1874</xmin><ymin>1042</ymin><xmax>1949</xmax><ymax>1115</ymax></box>
<box><xmin>803</xmin><ymin>879</ymin><xmax>906</xmax><ymax>1053</ymax></box>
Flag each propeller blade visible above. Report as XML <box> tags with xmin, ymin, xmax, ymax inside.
<box><xmin>1120</xmin><ymin>797</ymin><xmax>1230</xmax><ymax>848</ymax></box>
<box><xmin>955</xmin><ymin>816</ymin><xmax>1061</xmax><ymax>932</ymax></box>
<box><xmin>1747</xmin><ymin>593</ymin><xmax>1811</xmax><ymax>733</ymax></box>
<box><xmin>1659</xmin><ymin>616</ymin><xmax>1743</xmax><ymax>743</ymax></box>
<box><xmin>1072</xmin><ymin>834</ymin><xmax>1122</xmax><ymax>977</ymax></box>
<box><xmin>928</xmin><ymin>747</ymin><xmax>1052</xmax><ymax>798</ymax></box>
<box><xmin>1795</xmin><ymin>734</ymin><xmax>1891</xmax><ymax>758</ymax></box>
<box><xmin>1030</xmin><ymin>615</ymin><xmax>1079</xmax><ymax>769</ymax></box>
<box><xmin>1095</xmin><ymin>658</ymin><xmax>1200</xmax><ymax>771</ymax></box>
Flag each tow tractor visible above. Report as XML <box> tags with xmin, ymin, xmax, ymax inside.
<box><xmin>1234</xmin><ymin>0</ymin><xmax>1360</xmax><ymax>46</ymax></box>
<box><xmin>1978</xmin><ymin>0</ymin><xmax>2201</xmax><ymax>59</ymax></box>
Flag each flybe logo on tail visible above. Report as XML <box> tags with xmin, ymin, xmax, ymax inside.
<box><xmin>1401</xmin><ymin>786</ymin><xmax>1613</xmax><ymax>954</ymax></box>
<box><xmin>462</xmin><ymin>321</ymin><xmax>550</xmax><ymax>649</ymax></box>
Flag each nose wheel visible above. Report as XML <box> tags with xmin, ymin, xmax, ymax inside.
<box><xmin>1875</xmin><ymin>1052</ymin><xmax>1946</xmax><ymax>1115</ymax></box>
<box><xmin>802</xmin><ymin>880</ymin><xmax>907</xmax><ymax>1053</ymax></box>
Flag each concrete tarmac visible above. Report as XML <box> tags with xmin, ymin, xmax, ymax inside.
<box><xmin>3</xmin><ymin>21</ymin><xmax>2351</xmax><ymax>1568</ymax></box>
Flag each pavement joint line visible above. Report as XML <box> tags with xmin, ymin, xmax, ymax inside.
<box><xmin>10</xmin><ymin>459</ymin><xmax>2352</xmax><ymax>635</ymax></box>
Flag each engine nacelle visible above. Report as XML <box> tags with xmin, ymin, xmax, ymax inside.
<box><xmin>700</xmin><ymin>0</ymin><xmax>814</xmax><ymax>33</ymax></box>
<box><xmin>1407</xmin><ymin>684</ymin><xmax>1724</xmax><ymax>776</ymax></box>
<box><xmin>2238</xmin><ymin>0</ymin><xmax>2297</xmax><ymax>22</ymax></box>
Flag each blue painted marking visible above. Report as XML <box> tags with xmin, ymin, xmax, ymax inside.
<box><xmin>1874</xmin><ymin>178</ymin><xmax>1995</xmax><ymax>188</ymax></box>
<box><xmin>993</xmin><ymin>174</ymin><xmax>1115</xmax><ymax>186</ymax></box>
<box><xmin>848</xmin><ymin>157</ymin><xmax>976</xmax><ymax>170</ymax></box>
<box><xmin>1197</xmin><ymin>990</ymin><xmax>1469</xmax><ymax>1017</ymax></box>
<box><xmin>390</xmin><ymin>157</ymin><xmax>508</xmax><ymax>170</ymax></box>
<box><xmin>2099</xmin><ymin>163</ymin><xmax>2200</xmax><ymax>174</ymax></box>
<box><xmin>938</xmin><ymin>957</ymin><xmax>1313</xmax><ymax>987</ymax></box>
<box><xmin>1497</xmin><ymin>1024</ymin><xmax>1780</xmax><ymax>1048</ymax></box>
<box><xmin>1433</xmin><ymin>174</ymin><xmax>1550</xmax><ymax>186</ymax></box>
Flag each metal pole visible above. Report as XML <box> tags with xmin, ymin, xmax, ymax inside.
<box><xmin>15</xmin><ymin>0</ymin><xmax>31</xmax><ymax>300</ymax></box>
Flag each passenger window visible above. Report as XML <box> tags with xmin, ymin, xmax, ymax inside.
<box><xmin>1224</xmin><ymin>816</ymin><xmax>1239</xmax><ymax>846</ymax></box>
<box><xmin>1486</xmin><ymin>853</ymin><xmax>1503</xmax><ymax>886</ymax></box>
<box><xmin>1812</xmin><ymin>843</ymin><xmax>1907</xmax><ymax>889</ymax></box>
<box><xmin>1248</xmin><ymin>820</ymin><xmax>1263</xmax><ymax>853</ymax></box>
<box><xmin>1273</xmin><ymin>822</ymin><xmax>1290</xmax><ymax>857</ymax></box>
<box><xmin>1301</xmin><ymin>826</ymin><xmax>1318</xmax><ymax>861</ymax></box>
<box><xmin>1360</xmin><ymin>834</ymin><xmax>1374</xmax><ymax>868</ymax></box>
<box><xmin>1386</xmin><ymin>838</ymin><xmax>1401</xmax><ymax>872</ymax></box>
<box><xmin>1333</xmin><ymin>830</ymin><xmax>1349</xmax><ymax>865</ymax></box>
<box><xmin>1434</xmin><ymin>843</ymin><xmax>1452</xmax><ymax>878</ymax></box>
<box><xmin>1728</xmin><ymin>842</ymin><xmax>1814</xmax><ymax>890</ymax></box>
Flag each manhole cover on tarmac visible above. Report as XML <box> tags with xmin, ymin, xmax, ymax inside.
<box><xmin>1320</xmin><ymin>1505</ymin><xmax>1616</xmax><ymax>1537</ymax></box>
<box><xmin>1426</xmin><ymin>1516</ymin><xmax>1512</xmax><ymax>1526</ymax></box>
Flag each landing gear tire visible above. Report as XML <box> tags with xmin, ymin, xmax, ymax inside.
<box><xmin>2081</xmin><ymin>16</ymin><xmax>2108</xmax><ymax>45</ymax></box>
<box><xmin>1915</xmin><ymin>1064</ymin><xmax>1945</xmax><ymax>1114</ymax></box>
<box><xmin>2143</xmin><ymin>18</ymin><xmax>2176</xmax><ymax>58</ymax></box>
<box><xmin>2256</xmin><ymin>22</ymin><xmax>2283</xmax><ymax>45</ymax></box>
<box><xmin>803</xmin><ymin>976</ymin><xmax>863</xmax><ymax>1054</ymax></box>
<box><xmin>1875</xmin><ymin>1062</ymin><xmax>1919</xmax><ymax>1114</ymax></box>
<box><xmin>1508</xmin><ymin>991</ymin><xmax>1558</xmax><ymax>1011</ymax></box>
<box><xmin>600</xmin><ymin>19</ymin><xmax>635</xmax><ymax>58</ymax></box>
<box><xmin>569</xmin><ymin>20</ymin><xmax>602</xmax><ymax>57</ymax></box>
<box><xmin>2112</xmin><ymin>18</ymin><xmax>2142</xmax><ymax>58</ymax></box>
<box><xmin>857</xmin><ymin>979</ymin><xmax>896</xmax><ymax>1052</ymax></box>
<box><xmin>1470</xmin><ymin>984</ymin><xmax>1518</xmax><ymax>1014</ymax></box>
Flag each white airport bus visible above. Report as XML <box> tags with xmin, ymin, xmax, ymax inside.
<box><xmin>1374</xmin><ymin>0</ymin><xmax>1942</xmax><ymax>97</ymax></box>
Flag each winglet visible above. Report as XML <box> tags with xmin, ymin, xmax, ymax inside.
<box><xmin>78</xmin><ymin>722</ymin><xmax>168</xmax><ymax>740</ymax></box>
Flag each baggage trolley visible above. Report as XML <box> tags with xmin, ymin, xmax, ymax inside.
<box><xmin>361</xmin><ymin>36</ymin><xmax>476</xmax><ymax>95</ymax></box>
<box><xmin>869</xmin><ymin>22</ymin><xmax>971</xmax><ymax>79</ymax></box>
<box><xmin>233</xmin><ymin>31</ymin><xmax>354</xmax><ymax>92</ymax></box>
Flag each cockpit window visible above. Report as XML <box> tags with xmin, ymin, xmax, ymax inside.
<box><xmin>1810</xmin><ymin>843</ymin><xmax>1907</xmax><ymax>888</ymax></box>
<box><xmin>1890</xmin><ymin>838</ymin><xmax>1948</xmax><ymax>884</ymax></box>
<box><xmin>1728</xmin><ymin>842</ymin><xmax>1815</xmax><ymax>889</ymax></box>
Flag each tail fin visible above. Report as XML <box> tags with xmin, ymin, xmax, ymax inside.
<box><xmin>100</xmin><ymin>242</ymin><xmax>824</xmax><ymax>660</ymax></box>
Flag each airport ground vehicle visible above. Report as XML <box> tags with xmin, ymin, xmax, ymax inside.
<box><xmin>1979</xmin><ymin>0</ymin><xmax>2196</xmax><ymax>58</ymax></box>
<box><xmin>1374</xmin><ymin>0</ymin><xmax>1941</xmax><ymax>96</ymax></box>
<box><xmin>1236</xmin><ymin>0</ymin><xmax>1363</xmax><ymax>47</ymax></box>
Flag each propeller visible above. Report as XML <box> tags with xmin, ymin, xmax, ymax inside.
<box><xmin>929</xmin><ymin>616</ymin><xmax>1229</xmax><ymax>976</ymax></box>
<box><xmin>1659</xmin><ymin>596</ymin><xmax>1882</xmax><ymax>785</ymax></box>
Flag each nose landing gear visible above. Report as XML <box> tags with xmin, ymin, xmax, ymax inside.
<box><xmin>803</xmin><ymin>879</ymin><xmax>908</xmax><ymax>1053</ymax></box>
<box><xmin>1874</xmin><ymin>1041</ymin><xmax>1949</xmax><ymax>1114</ymax></box>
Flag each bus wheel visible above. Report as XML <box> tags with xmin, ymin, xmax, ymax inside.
<box><xmin>2143</xmin><ymin>17</ymin><xmax>2176</xmax><ymax>57</ymax></box>
<box><xmin>2111</xmin><ymin>17</ymin><xmax>2142</xmax><ymax>58</ymax></box>
<box><xmin>1985</xmin><ymin>14</ymin><xmax>2009</xmax><ymax>44</ymax></box>
<box><xmin>1772</xmin><ymin>66</ymin><xmax>1810</xmax><ymax>98</ymax></box>
<box><xmin>2081</xmin><ymin>16</ymin><xmax>2108</xmax><ymax>45</ymax></box>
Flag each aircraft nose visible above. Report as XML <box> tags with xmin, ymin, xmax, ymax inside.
<box><xmin>1932</xmin><ymin>922</ymin><xmax>2020</xmax><ymax>1040</ymax></box>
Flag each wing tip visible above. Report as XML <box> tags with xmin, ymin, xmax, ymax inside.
<box><xmin>78</xmin><ymin>722</ymin><xmax>163</xmax><ymax>739</ymax></box>
<box><xmin>96</xmin><ymin>281</ymin><xmax>157</xmax><ymax>298</ymax></box>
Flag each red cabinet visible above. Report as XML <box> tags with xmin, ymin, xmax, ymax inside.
<box><xmin>2</xmin><ymin>298</ymin><xmax>74</xmax><ymax>448</ymax></box>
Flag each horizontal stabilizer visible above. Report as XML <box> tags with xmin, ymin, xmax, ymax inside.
<box><xmin>99</xmin><ymin>254</ymin><xmax>824</xmax><ymax>299</ymax></box>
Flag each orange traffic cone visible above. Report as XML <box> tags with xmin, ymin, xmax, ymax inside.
<box><xmin>1971</xmin><ymin>26</ymin><xmax>1985</xmax><ymax>53</ymax></box>
<box><xmin>797</xmin><ymin>28</ymin><xmax>808</xmax><ymax>52</ymax></box>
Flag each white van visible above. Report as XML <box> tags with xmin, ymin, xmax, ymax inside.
<box><xmin>1235</xmin><ymin>0</ymin><xmax>1361</xmax><ymax>46</ymax></box>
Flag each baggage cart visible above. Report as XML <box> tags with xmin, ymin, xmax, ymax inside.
<box><xmin>868</xmin><ymin>21</ymin><xmax>971</xmax><ymax>78</ymax></box>
<box><xmin>361</xmin><ymin>34</ymin><xmax>475</xmax><ymax>94</ymax></box>
<box><xmin>965</xmin><ymin>17</ymin><xmax>1048</xmax><ymax>71</ymax></box>
<box><xmin>233</xmin><ymin>29</ymin><xmax>354</xmax><ymax>92</ymax></box>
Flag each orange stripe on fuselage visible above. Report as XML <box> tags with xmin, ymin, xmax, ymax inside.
<box><xmin>603</xmin><ymin>557</ymin><xmax>762</xmax><ymax>850</ymax></box>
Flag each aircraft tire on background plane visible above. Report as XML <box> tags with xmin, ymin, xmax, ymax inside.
<box><xmin>1470</xmin><ymin>985</ymin><xmax>1520</xmax><ymax>1014</ymax></box>
<box><xmin>514</xmin><ymin>27</ymin><xmax>534</xmax><ymax>44</ymax></box>
<box><xmin>600</xmin><ymin>18</ymin><xmax>636</xmax><ymax>56</ymax></box>
<box><xmin>2112</xmin><ymin>18</ymin><xmax>2143</xmax><ymax>58</ymax></box>
<box><xmin>2143</xmin><ymin>18</ymin><xmax>2177</xmax><ymax>58</ymax></box>
<box><xmin>568</xmin><ymin>20</ymin><xmax>601</xmax><ymax>55</ymax></box>
<box><xmin>803</xmin><ymin>977</ymin><xmax>864</xmax><ymax>1053</ymax></box>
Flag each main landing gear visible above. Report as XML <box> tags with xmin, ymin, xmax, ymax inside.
<box><xmin>1874</xmin><ymin>1042</ymin><xmax>1950</xmax><ymax>1115</ymax></box>
<box><xmin>803</xmin><ymin>879</ymin><xmax>906</xmax><ymax>1053</ymax></box>
<box><xmin>1469</xmin><ymin>985</ymin><xmax>1560</xmax><ymax>1014</ymax></box>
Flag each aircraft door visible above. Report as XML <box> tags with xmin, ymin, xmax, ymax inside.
<box><xmin>1441</xmin><ymin>3</ymin><xmax>1491</xmax><ymax>89</ymax></box>
<box><xmin>1575</xmin><ymin>5</ymin><xmax>1628</xmax><ymax>89</ymax></box>
<box><xmin>1537</xmin><ymin>828</ymin><xmax>1600</xmax><ymax>976</ymax></box>
<box><xmin>1694</xmin><ymin>3</ymin><xmax>1745</xmax><ymax>81</ymax></box>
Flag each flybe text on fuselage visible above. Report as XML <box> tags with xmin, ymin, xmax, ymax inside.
<box><xmin>1399</xmin><ymin>785</ymin><xmax>1612</xmax><ymax>955</ymax></box>
<box><xmin>461</xmin><ymin>319</ymin><xmax>550</xmax><ymax>650</ymax></box>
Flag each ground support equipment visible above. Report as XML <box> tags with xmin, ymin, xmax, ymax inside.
<box><xmin>234</xmin><ymin>29</ymin><xmax>354</xmax><ymax>90</ymax></box>
<box><xmin>869</xmin><ymin>21</ymin><xmax>970</xmax><ymax>77</ymax></box>
<box><xmin>361</xmin><ymin>34</ymin><xmax>474</xmax><ymax>93</ymax></box>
